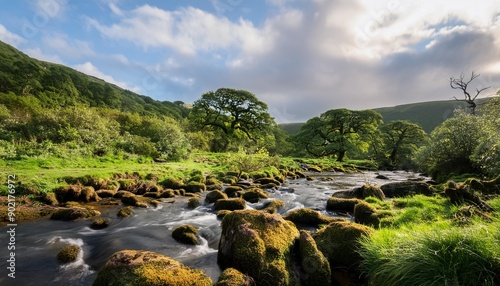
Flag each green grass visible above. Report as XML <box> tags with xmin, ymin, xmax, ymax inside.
<box><xmin>359</xmin><ymin>222</ymin><xmax>500</xmax><ymax>286</ymax></box>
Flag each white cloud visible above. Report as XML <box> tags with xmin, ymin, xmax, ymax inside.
<box><xmin>43</xmin><ymin>34</ymin><xmax>94</xmax><ymax>59</ymax></box>
<box><xmin>0</xmin><ymin>24</ymin><xmax>25</xmax><ymax>47</ymax></box>
<box><xmin>74</xmin><ymin>61</ymin><xmax>142</xmax><ymax>93</ymax></box>
<box><xmin>23</xmin><ymin>47</ymin><xmax>63</xmax><ymax>64</ymax></box>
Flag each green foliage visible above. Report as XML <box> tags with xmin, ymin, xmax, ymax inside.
<box><xmin>378</xmin><ymin>120</ymin><xmax>427</xmax><ymax>168</ymax></box>
<box><xmin>294</xmin><ymin>108</ymin><xmax>382</xmax><ymax>161</ymax></box>
<box><xmin>416</xmin><ymin>110</ymin><xmax>485</xmax><ymax>180</ymax></box>
<box><xmin>225</xmin><ymin>149</ymin><xmax>281</xmax><ymax>178</ymax></box>
<box><xmin>189</xmin><ymin>88</ymin><xmax>277</xmax><ymax>152</ymax></box>
<box><xmin>359</xmin><ymin>223</ymin><xmax>500</xmax><ymax>286</ymax></box>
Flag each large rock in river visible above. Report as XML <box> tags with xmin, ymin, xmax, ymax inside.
<box><xmin>92</xmin><ymin>250</ymin><xmax>212</xmax><ymax>286</ymax></box>
<box><xmin>331</xmin><ymin>184</ymin><xmax>385</xmax><ymax>200</ymax></box>
<box><xmin>218</xmin><ymin>210</ymin><xmax>300</xmax><ymax>285</ymax></box>
<box><xmin>380</xmin><ymin>181</ymin><xmax>434</xmax><ymax>197</ymax></box>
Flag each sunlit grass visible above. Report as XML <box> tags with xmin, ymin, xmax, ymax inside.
<box><xmin>359</xmin><ymin>221</ymin><xmax>500</xmax><ymax>286</ymax></box>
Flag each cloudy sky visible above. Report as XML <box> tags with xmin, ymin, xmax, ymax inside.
<box><xmin>1</xmin><ymin>0</ymin><xmax>499</xmax><ymax>122</ymax></box>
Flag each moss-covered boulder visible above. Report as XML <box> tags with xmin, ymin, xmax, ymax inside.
<box><xmin>159</xmin><ymin>177</ymin><xmax>185</xmax><ymax>190</ymax></box>
<box><xmin>254</xmin><ymin>177</ymin><xmax>281</xmax><ymax>186</ymax></box>
<box><xmin>96</xmin><ymin>189</ymin><xmax>117</xmax><ymax>198</ymax></box>
<box><xmin>54</xmin><ymin>185</ymin><xmax>100</xmax><ymax>203</ymax></box>
<box><xmin>218</xmin><ymin>210</ymin><xmax>300</xmax><ymax>285</ymax></box>
<box><xmin>216</xmin><ymin>210</ymin><xmax>232</xmax><ymax>220</ymax></box>
<box><xmin>113</xmin><ymin>190</ymin><xmax>133</xmax><ymax>199</ymax></box>
<box><xmin>92</xmin><ymin>250</ymin><xmax>212</xmax><ymax>286</ymax></box>
<box><xmin>172</xmin><ymin>224</ymin><xmax>199</xmax><ymax>245</ymax></box>
<box><xmin>223</xmin><ymin>186</ymin><xmax>244</xmax><ymax>198</ymax></box>
<box><xmin>117</xmin><ymin>206</ymin><xmax>133</xmax><ymax>218</ymax></box>
<box><xmin>331</xmin><ymin>184</ymin><xmax>385</xmax><ymax>200</ymax></box>
<box><xmin>259</xmin><ymin>200</ymin><xmax>286</xmax><ymax>214</ymax></box>
<box><xmin>214</xmin><ymin>198</ymin><xmax>246</xmax><ymax>211</ymax></box>
<box><xmin>91</xmin><ymin>218</ymin><xmax>111</xmax><ymax>229</ymax></box>
<box><xmin>121</xmin><ymin>194</ymin><xmax>141</xmax><ymax>206</ymax></box>
<box><xmin>205</xmin><ymin>190</ymin><xmax>228</xmax><ymax>204</ymax></box>
<box><xmin>185</xmin><ymin>182</ymin><xmax>206</xmax><ymax>194</ymax></box>
<box><xmin>51</xmin><ymin>207</ymin><xmax>100</xmax><ymax>221</ymax></box>
<box><xmin>188</xmin><ymin>197</ymin><xmax>201</xmax><ymax>209</ymax></box>
<box><xmin>159</xmin><ymin>189</ymin><xmax>176</xmax><ymax>198</ymax></box>
<box><xmin>57</xmin><ymin>244</ymin><xmax>80</xmax><ymax>264</ymax></box>
<box><xmin>326</xmin><ymin>197</ymin><xmax>361</xmax><ymax>212</ymax></box>
<box><xmin>298</xmin><ymin>230</ymin><xmax>331</xmax><ymax>286</ymax></box>
<box><xmin>313</xmin><ymin>221</ymin><xmax>373</xmax><ymax>273</ymax></box>
<box><xmin>241</xmin><ymin>188</ymin><xmax>269</xmax><ymax>203</ymax></box>
<box><xmin>354</xmin><ymin>201</ymin><xmax>380</xmax><ymax>227</ymax></box>
<box><xmin>214</xmin><ymin>268</ymin><xmax>254</xmax><ymax>286</ymax></box>
<box><xmin>40</xmin><ymin>192</ymin><xmax>59</xmax><ymax>206</ymax></box>
<box><xmin>380</xmin><ymin>181</ymin><xmax>433</xmax><ymax>197</ymax></box>
<box><xmin>283</xmin><ymin>208</ymin><xmax>339</xmax><ymax>227</ymax></box>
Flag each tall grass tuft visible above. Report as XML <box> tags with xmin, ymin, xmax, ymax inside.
<box><xmin>359</xmin><ymin>224</ymin><xmax>500</xmax><ymax>286</ymax></box>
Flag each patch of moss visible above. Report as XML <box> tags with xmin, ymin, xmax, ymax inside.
<box><xmin>298</xmin><ymin>230</ymin><xmax>331</xmax><ymax>286</ymax></box>
<box><xmin>205</xmin><ymin>190</ymin><xmax>228</xmax><ymax>204</ymax></box>
<box><xmin>214</xmin><ymin>198</ymin><xmax>246</xmax><ymax>211</ymax></box>
<box><xmin>326</xmin><ymin>197</ymin><xmax>361</xmax><ymax>212</ymax></box>
<box><xmin>159</xmin><ymin>177</ymin><xmax>185</xmax><ymax>190</ymax></box>
<box><xmin>215</xmin><ymin>267</ymin><xmax>254</xmax><ymax>286</ymax></box>
<box><xmin>93</xmin><ymin>250</ymin><xmax>212</xmax><ymax>286</ymax></box>
<box><xmin>313</xmin><ymin>221</ymin><xmax>373</xmax><ymax>272</ymax></box>
<box><xmin>57</xmin><ymin>244</ymin><xmax>80</xmax><ymax>264</ymax></box>
<box><xmin>172</xmin><ymin>224</ymin><xmax>199</xmax><ymax>245</ymax></box>
<box><xmin>284</xmin><ymin>208</ymin><xmax>340</xmax><ymax>227</ymax></box>
<box><xmin>40</xmin><ymin>192</ymin><xmax>59</xmax><ymax>206</ymax></box>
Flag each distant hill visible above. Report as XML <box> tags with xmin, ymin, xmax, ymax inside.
<box><xmin>279</xmin><ymin>98</ymin><xmax>491</xmax><ymax>134</ymax></box>
<box><xmin>373</xmin><ymin>98</ymin><xmax>489</xmax><ymax>133</ymax></box>
<box><xmin>0</xmin><ymin>41</ymin><xmax>188</xmax><ymax>119</ymax></box>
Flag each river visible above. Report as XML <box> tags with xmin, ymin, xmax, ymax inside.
<box><xmin>0</xmin><ymin>170</ymin><xmax>425</xmax><ymax>285</ymax></box>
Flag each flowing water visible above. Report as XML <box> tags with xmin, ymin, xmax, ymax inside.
<box><xmin>0</xmin><ymin>170</ymin><xmax>426</xmax><ymax>286</ymax></box>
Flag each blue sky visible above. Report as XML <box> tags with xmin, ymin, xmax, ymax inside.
<box><xmin>1</xmin><ymin>0</ymin><xmax>499</xmax><ymax>122</ymax></box>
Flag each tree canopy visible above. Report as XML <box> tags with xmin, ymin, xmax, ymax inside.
<box><xmin>295</xmin><ymin>108</ymin><xmax>382</xmax><ymax>161</ymax></box>
<box><xmin>189</xmin><ymin>88</ymin><xmax>276</xmax><ymax>151</ymax></box>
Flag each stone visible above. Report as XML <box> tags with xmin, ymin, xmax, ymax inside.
<box><xmin>380</xmin><ymin>181</ymin><xmax>434</xmax><ymax>197</ymax></box>
<box><xmin>92</xmin><ymin>250</ymin><xmax>212</xmax><ymax>286</ymax></box>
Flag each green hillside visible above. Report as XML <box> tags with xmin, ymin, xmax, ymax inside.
<box><xmin>373</xmin><ymin>98</ymin><xmax>489</xmax><ymax>133</ymax></box>
<box><xmin>0</xmin><ymin>41</ymin><xmax>188</xmax><ymax>119</ymax></box>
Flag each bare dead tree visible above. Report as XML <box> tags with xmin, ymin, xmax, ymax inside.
<box><xmin>450</xmin><ymin>71</ymin><xmax>490</xmax><ymax>115</ymax></box>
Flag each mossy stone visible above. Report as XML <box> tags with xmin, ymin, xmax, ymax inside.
<box><xmin>361</xmin><ymin>184</ymin><xmax>385</xmax><ymax>200</ymax></box>
<box><xmin>313</xmin><ymin>221</ymin><xmax>373</xmax><ymax>272</ymax></box>
<box><xmin>159</xmin><ymin>178</ymin><xmax>185</xmax><ymax>190</ymax></box>
<box><xmin>117</xmin><ymin>206</ymin><xmax>133</xmax><ymax>218</ymax></box>
<box><xmin>214</xmin><ymin>198</ymin><xmax>246</xmax><ymax>211</ymax></box>
<box><xmin>254</xmin><ymin>177</ymin><xmax>281</xmax><ymax>186</ymax></box>
<box><xmin>218</xmin><ymin>210</ymin><xmax>300</xmax><ymax>285</ymax></box>
<box><xmin>354</xmin><ymin>201</ymin><xmax>380</xmax><ymax>227</ymax></box>
<box><xmin>121</xmin><ymin>194</ymin><xmax>140</xmax><ymax>206</ymax></box>
<box><xmin>92</xmin><ymin>250</ymin><xmax>212</xmax><ymax>286</ymax></box>
<box><xmin>40</xmin><ymin>192</ymin><xmax>59</xmax><ymax>206</ymax></box>
<box><xmin>241</xmin><ymin>188</ymin><xmax>268</xmax><ymax>203</ymax></box>
<box><xmin>298</xmin><ymin>230</ymin><xmax>331</xmax><ymax>286</ymax></box>
<box><xmin>57</xmin><ymin>244</ymin><xmax>80</xmax><ymax>263</ymax></box>
<box><xmin>214</xmin><ymin>268</ymin><xmax>254</xmax><ymax>286</ymax></box>
<box><xmin>91</xmin><ymin>218</ymin><xmax>111</xmax><ymax>229</ymax></box>
<box><xmin>259</xmin><ymin>200</ymin><xmax>286</xmax><ymax>214</ymax></box>
<box><xmin>326</xmin><ymin>197</ymin><xmax>361</xmax><ymax>212</ymax></box>
<box><xmin>188</xmin><ymin>197</ymin><xmax>201</xmax><ymax>209</ymax></box>
<box><xmin>223</xmin><ymin>186</ymin><xmax>243</xmax><ymax>198</ymax></box>
<box><xmin>205</xmin><ymin>190</ymin><xmax>228</xmax><ymax>204</ymax></box>
<box><xmin>216</xmin><ymin>210</ymin><xmax>232</xmax><ymax>220</ymax></box>
<box><xmin>51</xmin><ymin>207</ymin><xmax>100</xmax><ymax>221</ymax></box>
<box><xmin>159</xmin><ymin>190</ymin><xmax>176</xmax><ymax>198</ymax></box>
<box><xmin>172</xmin><ymin>224</ymin><xmax>199</xmax><ymax>245</ymax></box>
<box><xmin>283</xmin><ymin>208</ymin><xmax>339</xmax><ymax>227</ymax></box>
<box><xmin>96</xmin><ymin>189</ymin><xmax>117</xmax><ymax>198</ymax></box>
<box><xmin>185</xmin><ymin>182</ymin><xmax>207</xmax><ymax>193</ymax></box>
